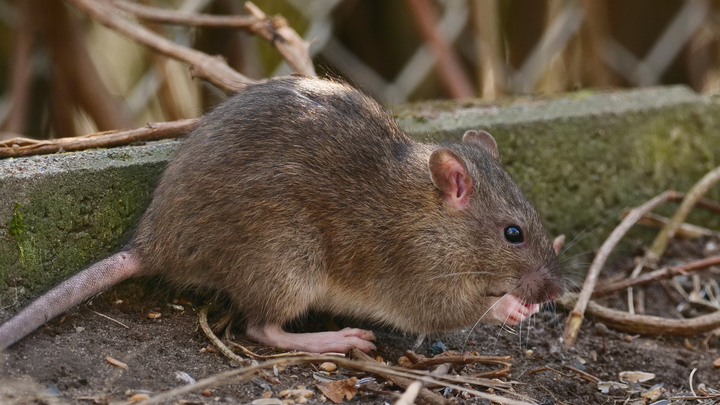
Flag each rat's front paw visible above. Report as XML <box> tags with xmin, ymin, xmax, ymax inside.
<box><xmin>488</xmin><ymin>294</ymin><xmax>539</xmax><ymax>325</ymax></box>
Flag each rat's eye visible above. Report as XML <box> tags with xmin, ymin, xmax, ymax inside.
<box><xmin>504</xmin><ymin>226</ymin><xmax>523</xmax><ymax>244</ymax></box>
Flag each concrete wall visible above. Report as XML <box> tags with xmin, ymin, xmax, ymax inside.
<box><xmin>1</xmin><ymin>85</ymin><xmax>719</xmax><ymax>299</ymax></box>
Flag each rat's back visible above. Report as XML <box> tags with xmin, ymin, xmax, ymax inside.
<box><xmin>131</xmin><ymin>77</ymin><xmax>417</xmax><ymax>314</ymax></box>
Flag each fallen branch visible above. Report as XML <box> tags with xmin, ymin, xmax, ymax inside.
<box><xmin>198</xmin><ymin>306</ymin><xmax>254</xmax><ymax>367</ymax></box>
<box><xmin>350</xmin><ymin>348</ymin><xmax>448</xmax><ymax>405</ymax></box>
<box><xmin>135</xmin><ymin>349</ymin><xmax>534</xmax><ymax>405</ymax></box>
<box><xmin>559</xmin><ymin>294</ymin><xmax>720</xmax><ymax>336</ymax></box>
<box><xmin>226</xmin><ymin>340</ymin><xmax>329</xmax><ymax>360</ymax></box>
<box><xmin>405</xmin><ymin>0</ymin><xmax>474</xmax><ymax>98</ymax></box>
<box><xmin>64</xmin><ymin>0</ymin><xmax>254</xmax><ymax>92</ymax></box>
<box><xmin>626</xmin><ymin>167</ymin><xmax>720</xmax><ymax>313</ymax></box>
<box><xmin>395</xmin><ymin>363</ymin><xmax>451</xmax><ymax>405</ymax></box>
<box><xmin>87</xmin><ymin>308</ymin><xmax>130</xmax><ymax>329</ymax></box>
<box><xmin>112</xmin><ymin>0</ymin><xmax>315</xmax><ymax>77</ymax></box>
<box><xmin>648</xmin><ymin>166</ymin><xmax>720</xmax><ymax>260</ymax></box>
<box><xmin>621</xmin><ymin>210</ymin><xmax>720</xmax><ymax>239</ymax></box>
<box><xmin>2</xmin><ymin>0</ymin><xmax>34</xmax><ymax>134</ymax></box>
<box><xmin>409</xmin><ymin>354</ymin><xmax>511</xmax><ymax>371</ymax></box>
<box><xmin>594</xmin><ymin>255</ymin><xmax>720</xmax><ymax>296</ymax></box>
<box><xmin>562</xmin><ymin>190</ymin><xmax>675</xmax><ymax>345</ymax></box>
<box><xmin>561</xmin><ymin>365</ymin><xmax>600</xmax><ymax>384</ymax></box>
<box><xmin>0</xmin><ymin>119</ymin><xmax>197</xmax><ymax>158</ymax></box>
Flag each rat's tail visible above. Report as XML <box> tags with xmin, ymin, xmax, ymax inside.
<box><xmin>0</xmin><ymin>250</ymin><xmax>142</xmax><ymax>349</ymax></box>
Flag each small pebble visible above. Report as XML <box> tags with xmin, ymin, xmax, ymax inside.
<box><xmin>128</xmin><ymin>394</ymin><xmax>150</xmax><ymax>402</ymax></box>
<box><xmin>319</xmin><ymin>362</ymin><xmax>337</xmax><ymax>372</ymax></box>
<box><xmin>430</xmin><ymin>341</ymin><xmax>447</xmax><ymax>355</ymax></box>
<box><xmin>75</xmin><ymin>327</ymin><xmax>85</xmax><ymax>333</ymax></box>
<box><xmin>251</xmin><ymin>399</ymin><xmax>283</xmax><ymax>405</ymax></box>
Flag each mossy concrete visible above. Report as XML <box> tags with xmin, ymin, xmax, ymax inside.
<box><xmin>0</xmin><ymin>142</ymin><xmax>179</xmax><ymax>301</ymax></box>
<box><xmin>1</xmin><ymin>85</ymin><xmax>719</xmax><ymax>300</ymax></box>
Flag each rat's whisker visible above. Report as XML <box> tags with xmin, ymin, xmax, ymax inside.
<box><xmin>560</xmin><ymin>209</ymin><xmax>620</xmax><ymax>255</ymax></box>
<box><xmin>429</xmin><ymin>271</ymin><xmax>501</xmax><ymax>280</ymax></box>
<box><xmin>462</xmin><ymin>293</ymin><xmax>510</xmax><ymax>352</ymax></box>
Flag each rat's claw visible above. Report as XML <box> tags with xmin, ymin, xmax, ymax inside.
<box><xmin>340</xmin><ymin>327</ymin><xmax>376</xmax><ymax>341</ymax></box>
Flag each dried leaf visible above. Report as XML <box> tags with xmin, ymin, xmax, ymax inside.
<box><xmin>105</xmin><ymin>356</ymin><xmax>128</xmax><ymax>369</ymax></box>
<box><xmin>597</xmin><ymin>381</ymin><xmax>628</xmax><ymax>394</ymax></box>
<box><xmin>316</xmin><ymin>377</ymin><xmax>357</xmax><ymax>404</ymax></box>
<box><xmin>397</xmin><ymin>356</ymin><xmax>413</xmax><ymax>367</ymax></box>
<box><xmin>641</xmin><ymin>385</ymin><xmax>666</xmax><ymax>401</ymax></box>
<box><xmin>619</xmin><ymin>371</ymin><xmax>655</xmax><ymax>383</ymax></box>
<box><xmin>279</xmin><ymin>388</ymin><xmax>314</xmax><ymax>403</ymax></box>
<box><xmin>128</xmin><ymin>393</ymin><xmax>149</xmax><ymax>402</ymax></box>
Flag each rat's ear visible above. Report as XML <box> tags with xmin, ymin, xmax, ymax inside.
<box><xmin>463</xmin><ymin>130</ymin><xmax>499</xmax><ymax>160</ymax></box>
<box><xmin>429</xmin><ymin>148</ymin><xmax>472</xmax><ymax>210</ymax></box>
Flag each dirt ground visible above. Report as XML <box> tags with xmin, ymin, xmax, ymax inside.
<box><xmin>1</xmin><ymin>237</ymin><xmax>720</xmax><ymax>405</ymax></box>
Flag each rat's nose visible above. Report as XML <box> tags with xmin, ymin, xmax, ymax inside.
<box><xmin>520</xmin><ymin>265</ymin><xmax>565</xmax><ymax>303</ymax></box>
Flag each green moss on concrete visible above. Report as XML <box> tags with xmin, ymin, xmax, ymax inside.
<box><xmin>0</xmin><ymin>142</ymin><xmax>178</xmax><ymax>300</ymax></box>
<box><xmin>7</xmin><ymin>167</ymin><xmax>158</xmax><ymax>294</ymax></box>
<box><xmin>9</xmin><ymin>203</ymin><xmax>24</xmax><ymax>261</ymax></box>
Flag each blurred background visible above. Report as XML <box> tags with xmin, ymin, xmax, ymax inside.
<box><xmin>1</xmin><ymin>0</ymin><xmax>720</xmax><ymax>140</ymax></box>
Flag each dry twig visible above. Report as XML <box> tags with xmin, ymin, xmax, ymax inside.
<box><xmin>87</xmin><ymin>308</ymin><xmax>130</xmax><ymax>329</ymax></box>
<box><xmin>622</xmin><ymin>210</ymin><xmax>720</xmax><ymax>239</ymax></box>
<box><xmin>226</xmin><ymin>340</ymin><xmax>327</xmax><ymax>360</ymax></box>
<box><xmin>2</xmin><ymin>0</ymin><xmax>34</xmax><ymax>134</ymax></box>
<box><xmin>64</xmin><ymin>0</ymin><xmax>254</xmax><ymax>92</ymax></box>
<box><xmin>405</xmin><ymin>0</ymin><xmax>474</xmax><ymax>98</ymax></box>
<box><xmin>112</xmin><ymin>0</ymin><xmax>315</xmax><ymax>77</ymax></box>
<box><xmin>559</xmin><ymin>294</ymin><xmax>720</xmax><ymax>336</ymax></box>
<box><xmin>562</xmin><ymin>365</ymin><xmax>600</xmax><ymax>384</ymax></box>
<box><xmin>648</xmin><ymin>167</ymin><xmax>720</xmax><ymax>260</ymax></box>
<box><xmin>0</xmin><ymin>119</ymin><xmax>196</xmax><ymax>158</ymax></box>
<box><xmin>135</xmin><ymin>349</ymin><xmax>534</xmax><ymax>405</ymax></box>
<box><xmin>627</xmin><ymin>167</ymin><xmax>720</xmax><ymax>313</ymax></box>
<box><xmin>394</xmin><ymin>363</ymin><xmax>451</xmax><ymax>405</ymax></box>
<box><xmin>528</xmin><ymin>367</ymin><xmax>575</xmax><ymax>380</ymax></box>
<box><xmin>350</xmin><ymin>348</ymin><xmax>448</xmax><ymax>405</ymax></box>
<box><xmin>594</xmin><ymin>255</ymin><xmax>720</xmax><ymax>296</ymax></box>
<box><xmin>562</xmin><ymin>190</ymin><xmax>675</xmax><ymax>345</ymax></box>
<box><xmin>408</xmin><ymin>354</ymin><xmax>511</xmax><ymax>370</ymax></box>
<box><xmin>198</xmin><ymin>306</ymin><xmax>254</xmax><ymax>367</ymax></box>
<box><xmin>540</xmin><ymin>386</ymin><xmax>569</xmax><ymax>405</ymax></box>
<box><xmin>407</xmin><ymin>353</ymin><xmax>511</xmax><ymax>377</ymax></box>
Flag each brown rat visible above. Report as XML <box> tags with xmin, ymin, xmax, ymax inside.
<box><xmin>0</xmin><ymin>76</ymin><xmax>564</xmax><ymax>353</ymax></box>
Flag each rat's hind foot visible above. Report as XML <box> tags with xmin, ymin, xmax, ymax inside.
<box><xmin>246</xmin><ymin>323</ymin><xmax>376</xmax><ymax>354</ymax></box>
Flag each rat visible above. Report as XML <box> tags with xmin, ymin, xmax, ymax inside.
<box><xmin>0</xmin><ymin>76</ymin><xmax>564</xmax><ymax>353</ymax></box>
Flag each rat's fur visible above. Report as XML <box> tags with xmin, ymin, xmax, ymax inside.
<box><xmin>0</xmin><ymin>77</ymin><xmax>563</xmax><ymax>351</ymax></box>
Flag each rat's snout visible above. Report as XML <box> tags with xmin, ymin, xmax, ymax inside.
<box><xmin>518</xmin><ymin>264</ymin><xmax>565</xmax><ymax>304</ymax></box>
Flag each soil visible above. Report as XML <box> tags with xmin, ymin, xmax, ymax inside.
<box><xmin>1</xmin><ymin>236</ymin><xmax>720</xmax><ymax>405</ymax></box>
